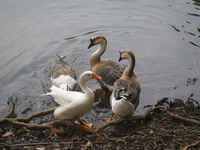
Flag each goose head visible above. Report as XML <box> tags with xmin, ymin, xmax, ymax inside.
<box><xmin>88</xmin><ymin>35</ymin><xmax>107</xmax><ymax>49</ymax></box>
<box><xmin>80</xmin><ymin>71</ymin><xmax>102</xmax><ymax>81</ymax></box>
<box><xmin>118</xmin><ymin>49</ymin><xmax>136</xmax><ymax>78</ymax></box>
<box><xmin>118</xmin><ymin>49</ymin><xmax>135</xmax><ymax>62</ymax></box>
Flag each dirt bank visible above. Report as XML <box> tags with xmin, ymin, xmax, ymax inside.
<box><xmin>0</xmin><ymin>96</ymin><xmax>200</xmax><ymax>150</ymax></box>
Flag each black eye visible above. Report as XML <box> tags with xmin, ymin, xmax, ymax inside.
<box><xmin>90</xmin><ymin>39</ymin><xmax>94</xmax><ymax>45</ymax></box>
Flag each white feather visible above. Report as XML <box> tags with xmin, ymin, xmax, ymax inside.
<box><xmin>110</xmin><ymin>92</ymin><xmax>134</xmax><ymax>117</ymax></box>
<box><xmin>41</xmin><ymin>71</ymin><xmax>99</xmax><ymax>120</ymax></box>
<box><xmin>51</xmin><ymin>75</ymin><xmax>77</xmax><ymax>91</ymax></box>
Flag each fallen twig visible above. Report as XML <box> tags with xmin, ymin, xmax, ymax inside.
<box><xmin>3</xmin><ymin>95</ymin><xmax>17</xmax><ymax>118</ymax></box>
<box><xmin>99</xmin><ymin>133</ymin><xmax>125</xmax><ymax>142</ymax></box>
<box><xmin>0</xmin><ymin>95</ymin><xmax>157</xmax><ymax>137</ymax></box>
<box><xmin>0</xmin><ymin>105</ymin><xmax>163</xmax><ymax>137</ymax></box>
<box><xmin>152</xmin><ymin>97</ymin><xmax>200</xmax><ymax>126</ymax></box>
<box><xmin>0</xmin><ymin>141</ymin><xmax>86</xmax><ymax>149</ymax></box>
<box><xmin>94</xmin><ymin>107</ymin><xmax>156</xmax><ymax>133</ymax></box>
<box><xmin>1</xmin><ymin>95</ymin><xmax>200</xmax><ymax>140</ymax></box>
<box><xmin>183</xmin><ymin>141</ymin><xmax>200</xmax><ymax>150</ymax></box>
<box><xmin>15</xmin><ymin>107</ymin><xmax>56</xmax><ymax>123</ymax></box>
<box><xmin>0</xmin><ymin>143</ymin><xmax>23</xmax><ymax>150</ymax></box>
<box><xmin>162</xmin><ymin>107</ymin><xmax>200</xmax><ymax>126</ymax></box>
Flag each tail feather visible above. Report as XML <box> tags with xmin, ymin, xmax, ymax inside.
<box><xmin>56</xmin><ymin>54</ymin><xmax>67</xmax><ymax>64</ymax></box>
<box><xmin>40</xmin><ymin>85</ymin><xmax>59</xmax><ymax>97</ymax></box>
<box><xmin>40</xmin><ymin>93</ymin><xmax>51</xmax><ymax>96</ymax></box>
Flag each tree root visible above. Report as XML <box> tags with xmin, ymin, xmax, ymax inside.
<box><xmin>153</xmin><ymin>97</ymin><xmax>200</xmax><ymax>126</ymax></box>
<box><xmin>1</xmin><ymin>96</ymin><xmax>200</xmax><ymax>139</ymax></box>
<box><xmin>3</xmin><ymin>95</ymin><xmax>17</xmax><ymax>118</ymax></box>
<box><xmin>183</xmin><ymin>141</ymin><xmax>200</xmax><ymax>150</ymax></box>
<box><xmin>94</xmin><ymin>107</ymin><xmax>156</xmax><ymax>133</ymax></box>
<box><xmin>0</xmin><ymin>141</ymin><xmax>86</xmax><ymax>149</ymax></box>
<box><xmin>163</xmin><ymin>107</ymin><xmax>200</xmax><ymax>126</ymax></box>
<box><xmin>0</xmin><ymin>95</ymin><xmax>156</xmax><ymax>137</ymax></box>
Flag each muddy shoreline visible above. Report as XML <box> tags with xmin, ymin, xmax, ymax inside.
<box><xmin>0</xmin><ymin>95</ymin><xmax>200</xmax><ymax>150</ymax></box>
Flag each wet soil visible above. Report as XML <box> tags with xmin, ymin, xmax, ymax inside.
<box><xmin>0</xmin><ymin>97</ymin><xmax>200</xmax><ymax>150</ymax></box>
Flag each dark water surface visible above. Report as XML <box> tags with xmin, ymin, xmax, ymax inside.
<box><xmin>0</xmin><ymin>0</ymin><xmax>199</xmax><ymax>121</ymax></box>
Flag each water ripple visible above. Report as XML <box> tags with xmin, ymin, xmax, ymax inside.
<box><xmin>64</xmin><ymin>30</ymin><xmax>106</xmax><ymax>40</ymax></box>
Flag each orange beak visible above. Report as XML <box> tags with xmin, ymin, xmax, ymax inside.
<box><xmin>92</xmin><ymin>72</ymin><xmax>102</xmax><ymax>79</ymax></box>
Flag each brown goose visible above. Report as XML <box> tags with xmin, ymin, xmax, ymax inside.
<box><xmin>88</xmin><ymin>35</ymin><xmax>128</xmax><ymax>92</ymax></box>
<box><xmin>106</xmin><ymin>49</ymin><xmax>141</xmax><ymax>121</ymax></box>
<box><xmin>51</xmin><ymin>54</ymin><xmax>77</xmax><ymax>91</ymax></box>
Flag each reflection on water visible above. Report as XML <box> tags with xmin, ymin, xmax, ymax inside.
<box><xmin>0</xmin><ymin>0</ymin><xmax>199</xmax><ymax>122</ymax></box>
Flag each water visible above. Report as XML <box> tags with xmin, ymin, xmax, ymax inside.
<box><xmin>0</xmin><ymin>0</ymin><xmax>199</xmax><ymax>121</ymax></box>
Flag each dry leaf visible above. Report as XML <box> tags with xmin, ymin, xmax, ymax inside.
<box><xmin>2</xmin><ymin>132</ymin><xmax>13</xmax><ymax>137</ymax></box>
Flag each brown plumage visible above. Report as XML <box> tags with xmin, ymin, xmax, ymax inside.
<box><xmin>52</xmin><ymin>55</ymin><xmax>77</xmax><ymax>80</ymax></box>
<box><xmin>114</xmin><ymin>49</ymin><xmax>140</xmax><ymax>103</ymax></box>
<box><xmin>92</xmin><ymin>59</ymin><xmax>125</xmax><ymax>86</ymax></box>
<box><xmin>88</xmin><ymin>35</ymin><xmax>126</xmax><ymax>92</ymax></box>
<box><xmin>51</xmin><ymin>55</ymin><xmax>77</xmax><ymax>91</ymax></box>
<box><xmin>106</xmin><ymin>49</ymin><xmax>141</xmax><ymax>121</ymax></box>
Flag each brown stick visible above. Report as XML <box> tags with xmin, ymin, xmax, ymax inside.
<box><xmin>0</xmin><ymin>117</ymin><xmax>94</xmax><ymax>136</ymax></box>
<box><xmin>183</xmin><ymin>141</ymin><xmax>200</xmax><ymax>150</ymax></box>
<box><xmin>3</xmin><ymin>95</ymin><xmax>16</xmax><ymax>118</ymax></box>
<box><xmin>2</xmin><ymin>95</ymin><xmax>200</xmax><ymax>138</ymax></box>
<box><xmin>0</xmin><ymin>107</ymin><xmax>56</xmax><ymax>124</ymax></box>
<box><xmin>0</xmin><ymin>95</ymin><xmax>162</xmax><ymax>136</ymax></box>
<box><xmin>0</xmin><ymin>95</ymin><xmax>157</xmax><ymax>136</ymax></box>
<box><xmin>0</xmin><ymin>106</ymin><xmax>155</xmax><ymax>137</ymax></box>
<box><xmin>15</xmin><ymin>107</ymin><xmax>57</xmax><ymax>123</ymax></box>
<box><xmin>152</xmin><ymin>97</ymin><xmax>200</xmax><ymax>126</ymax></box>
<box><xmin>162</xmin><ymin>107</ymin><xmax>200</xmax><ymax>126</ymax></box>
<box><xmin>95</xmin><ymin>107</ymin><xmax>155</xmax><ymax>133</ymax></box>
<box><xmin>0</xmin><ymin>143</ymin><xmax>23</xmax><ymax>150</ymax></box>
<box><xmin>0</xmin><ymin>141</ymin><xmax>85</xmax><ymax>149</ymax></box>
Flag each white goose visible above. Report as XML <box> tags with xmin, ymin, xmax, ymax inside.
<box><xmin>106</xmin><ymin>49</ymin><xmax>141</xmax><ymax>121</ymax></box>
<box><xmin>88</xmin><ymin>35</ymin><xmax>131</xmax><ymax>92</ymax></box>
<box><xmin>43</xmin><ymin>71</ymin><xmax>101</xmax><ymax>129</ymax></box>
<box><xmin>51</xmin><ymin>54</ymin><xmax>77</xmax><ymax>91</ymax></box>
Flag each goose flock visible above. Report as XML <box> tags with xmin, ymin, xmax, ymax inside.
<box><xmin>42</xmin><ymin>35</ymin><xmax>141</xmax><ymax>132</ymax></box>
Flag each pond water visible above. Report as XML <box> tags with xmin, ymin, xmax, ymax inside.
<box><xmin>0</xmin><ymin>0</ymin><xmax>199</xmax><ymax>122</ymax></box>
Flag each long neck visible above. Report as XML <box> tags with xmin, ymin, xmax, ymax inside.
<box><xmin>79</xmin><ymin>78</ymin><xmax>93</xmax><ymax>96</ymax></box>
<box><xmin>90</xmin><ymin>41</ymin><xmax>107</xmax><ymax>65</ymax></box>
<box><xmin>122</xmin><ymin>54</ymin><xmax>135</xmax><ymax>78</ymax></box>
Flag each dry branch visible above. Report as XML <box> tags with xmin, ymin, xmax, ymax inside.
<box><xmin>0</xmin><ymin>143</ymin><xmax>23</xmax><ymax>150</ymax></box>
<box><xmin>164</xmin><ymin>108</ymin><xmax>200</xmax><ymax>126</ymax></box>
<box><xmin>183</xmin><ymin>141</ymin><xmax>200</xmax><ymax>150</ymax></box>
<box><xmin>152</xmin><ymin>97</ymin><xmax>200</xmax><ymax>126</ymax></box>
<box><xmin>3</xmin><ymin>95</ymin><xmax>16</xmax><ymax>118</ymax></box>
<box><xmin>94</xmin><ymin>107</ymin><xmax>155</xmax><ymax>133</ymax></box>
<box><xmin>0</xmin><ymin>107</ymin><xmax>56</xmax><ymax>124</ymax></box>
<box><xmin>0</xmin><ymin>95</ymin><xmax>156</xmax><ymax>137</ymax></box>
<box><xmin>15</xmin><ymin>107</ymin><xmax>56</xmax><ymax>123</ymax></box>
<box><xmin>1</xmin><ymin>95</ymin><xmax>200</xmax><ymax>138</ymax></box>
<box><xmin>0</xmin><ymin>141</ymin><xmax>86</xmax><ymax>149</ymax></box>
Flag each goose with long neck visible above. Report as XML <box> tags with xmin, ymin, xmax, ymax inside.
<box><xmin>106</xmin><ymin>49</ymin><xmax>141</xmax><ymax>121</ymax></box>
<box><xmin>88</xmin><ymin>35</ymin><xmax>127</xmax><ymax>92</ymax></box>
<box><xmin>51</xmin><ymin>54</ymin><xmax>77</xmax><ymax>91</ymax></box>
<box><xmin>119</xmin><ymin>49</ymin><xmax>135</xmax><ymax>78</ymax></box>
<box><xmin>43</xmin><ymin>71</ymin><xmax>101</xmax><ymax>129</ymax></box>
